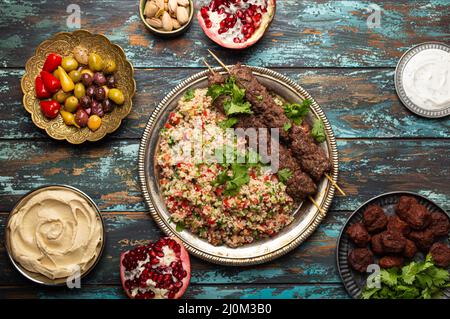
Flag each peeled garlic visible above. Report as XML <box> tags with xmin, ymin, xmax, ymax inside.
<box><xmin>161</xmin><ymin>11</ymin><xmax>173</xmax><ymax>31</ymax></box>
<box><xmin>146</xmin><ymin>17</ymin><xmax>163</xmax><ymax>28</ymax></box>
<box><xmin>155</xmin><ymin>0</ymin><xmax>164</xmax><ymax>9</ymax></box>
<box><xmin>144</xmin><ymin>1</ymin><xmax>158</xmax><ymax>18</ymax></box>
<box><xmin>176</xmin><ymin>6</ymin><xmax>189</xmax><ymax>25</ymax></box>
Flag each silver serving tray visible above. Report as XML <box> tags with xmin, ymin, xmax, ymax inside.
<box><xmin>395</xmin><ymin>42</ymin><xmax>450</xmax><ymax>118</ymax></box>
<box><xmin>138</xmin><ymin>66</ymin><xmax>339</xmax><ymax>265</ymax></box>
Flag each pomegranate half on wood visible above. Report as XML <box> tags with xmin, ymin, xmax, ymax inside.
<box><xmin>198</xmin><ymin>0</ymin><xmax>276</xmax><ymax>49</ymax></box>
<box><xmin>120</xmin><ymin>237</ymin><xmax>191</xmax><ymax>299</ymax></box>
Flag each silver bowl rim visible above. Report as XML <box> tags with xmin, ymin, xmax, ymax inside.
<box><xmin>4</xmin><ymin>184</ymin><xmax>106</xmax><ymax>286</ymax></box>
<box><xmin>138</xmin><ymin>65</ymin><xmax>339</xmax><ymax>266</ymax></box>
<box><xmin>394</xmin><ymin>41</ymin><xmax>450</xmax><ymax>119</ymax></box>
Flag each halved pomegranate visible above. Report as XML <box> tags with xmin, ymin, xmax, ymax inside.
<box><xmin>120</xmin><ymin>237</ymin><xmax>191</xmax><ymax>299</ymax></box>
<box><xmin>198</xmin><ymin>0</ymin><xmax>276</xmax><ymax>49</ymax></box>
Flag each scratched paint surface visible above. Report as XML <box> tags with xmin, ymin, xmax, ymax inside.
<box><xmin>0</xmin><ymin>0</ymin><xmax>449</xmax><ymax>299</ymax></box>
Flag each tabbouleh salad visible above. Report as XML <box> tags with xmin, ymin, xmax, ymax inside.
<box><xmin>157</xmin><ymin>88</ymin><xmax>295</xmax><ymax>247</ymax></box>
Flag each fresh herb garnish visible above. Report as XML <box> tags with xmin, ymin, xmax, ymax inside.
<box><xmin>218</xmin><ymin>117</ymin><xmax>238</xmax><ymax>129</ymax></box>
<box><xmin>283</xmin><ymin>99</ymin><xmax>311</xmax><ymax>125</ymax></box>
<box><xmin>311</xmin><ymin>119</ymin><xmax>326</xmax><ymax>143</ymax></box>
<box><xmin>277</xmin><ymin>168</ymin><xmax>293</xmax><ymax>184</ymax></box>
<box><xmin>183</xmin><ymin>88</ymin><xmax>195</xmax><ymax>102</ymax></box>
<box><xmin>176</xmin><ymin>221</ymin><xmax>185</xmax><ymax>232</ymax></box>
<box><xmin>212</xmin><ymin>163</ymin><xmax>250</xmax><ymax>197</ymax></box>
<box><xmin>362</xmin><ymin>255</ymin><xmax>450</xmax><ymax>299</ymax></box>
<box><xmin>207</xmin><ymin>77</ymin><xmax>253</xmax><ymax>116</ymax></box>
<box><xmin>283</xmin><ymin>122</ymin><xmax>292</xmax><ymax>132</ymax></box>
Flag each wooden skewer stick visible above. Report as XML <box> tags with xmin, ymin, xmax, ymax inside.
<box><xmin>207</xmin><ymin>49</ymin><xmax>230</xmax><ymax>73</ymax></box>
<box><xmin>203</xmin><ymin>59</ymin><xmax>215</xmax><ymax>74</ymax></box>
<box><xmin>308</xmin><ymin>195</ymin><xmax>325</xmax><ymax>214</ymax></box>
<box><xmin>324</xmin><ymin>173</ymin><xmax>346</xmax><ymax>196</ymax></box>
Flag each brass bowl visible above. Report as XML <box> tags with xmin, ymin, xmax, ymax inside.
<box><xmin>21</xmin><ymin>30</ymin><xmax>136</xmax><ymax>144</ymax></box>
<box><xmin>139</xmin><ymin>0</ymin><xmax>194</xmax><ymax>38</ymax></box>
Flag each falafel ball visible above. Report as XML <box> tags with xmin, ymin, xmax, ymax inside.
<box><xmin>363</xmin><ymin>205</ymin><xmax>388</xmax><ymax>233</ymax></box>
<box><xmin>395</xmin><ymin>196</ymin><xmax>418</xmax><ymax>220</ymax></box>
<box><xmin>348</xmin><ymin>248</ymin><xmax>374</xmax><ymax>273</ymax></box>
<box><xmin>404</xmin><ymin>203</ymin><xmax>432</xmax><ymax>230</ymax></box>
<box><xmin>381</xmin><ymin>230</ymin><xmax>406</xmax><ymax>253</ymax></box>
<box><xmin>346</xmin><ymin>222</ymin><xmax>371</xmax><ymax>247</ymax></box>
<box><xmin>429</xmin><ymin>242</ymin><xmax>450</xmax><ymax>268</ymax></box>
<box><xmin>408</xmin><ymin>229</ymin><xmax>435</xmax><ymax>251</ymax></box>
<box><xmin>387</xmin><ymin>215</ymin><xmax>411</xmax><ymax>236</ymax></box>
<box><xmin>403</xmin><ymin>239</ymin><xmax>418</xmax><ymax>259</ymax></box>
<box><xmin>379</xmin><ymin>255</ymin><xmax>404</xmax><ymax>269</ymax></box>
<box><xmin>428</xmin><ymin>212</ymin><xmax>450</xmax><ymax>237</ymax></box>
<box><xmin>371</xmin><ymin>233</ymin><xmax>384</xmax><ymax>255</ymax></box>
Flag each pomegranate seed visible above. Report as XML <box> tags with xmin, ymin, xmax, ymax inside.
<box><xmin>233</xmin><ymin>37</ymin><xmax>241</xmax><ymax>43</ymax></box>
<box><xmin>247</xmin><ymin>9</ymin><xmax>254</xmax><ymax>16</ymax></box>
<box><xmin>236</xmin><ymin>9</ymin><xmax>244</xmax><ymax>19</ymax></box>
<box><xmin>201</xmin><ymin>6</ymin><xmax>209</xmax><ymax>17</ymax></box>
<box><xmin>218</xmin><ymin>28</ymin><xmax>228</xmax><ymax>34</ymax></box>
<box><xmin>245</xmin><ymin>16</ymin><xmax>252</xmax><ymax>24</ymax></box>
<box><xmin>261</xmin><ymin>6</ymin><xmax>267</xmax><ymax>13</ymax></box>
<box><xmin>205</xmin><ymin>19</ymin><xmax>212</xmax><ymax>28</ymax></box>
<box><xmin>252</xmin><ymin>13</ymin><xmax>262</xmax><ymax>23</ymax></box>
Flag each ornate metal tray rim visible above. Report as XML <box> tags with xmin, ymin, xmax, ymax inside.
<box><xmin>21</xmin><ymin>29</ymin><xmax>136</xmax><ymax>144</ymax></box>
<box><xmin>138</xmin><ymin>66</ymin><xmax>339</xmax><ymax>266</ymax></box>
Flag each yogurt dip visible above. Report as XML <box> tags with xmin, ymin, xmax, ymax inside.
<box><xmin>7</xmin><ymin>188</ymin><xmax>103</xmax><ymax>280</ymax></box>
<box><xmin>402</xmin><ymin>48</ymin><xmax>450</xmax><ymax>110</ymax></box>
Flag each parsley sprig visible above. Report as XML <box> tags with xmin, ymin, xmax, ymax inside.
<box><xmin>207</xmin><ymin>77</ymin><xmax>253</xmax><ymax>116</ymax></box>
<box><xmin>283</xmin><ymin>99</ymin><xmax>311</xmax><ymax>126</ymax></box>
<box><xmin>362</xmin><ymin>255</ymin><xmax>450</xmax><ymax>299</ymax></box>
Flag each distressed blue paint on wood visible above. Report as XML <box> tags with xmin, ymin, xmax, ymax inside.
<box><xmin>0</xmin><ymin>1</ymin><xmax>449</xmax><ymax>68</ymax></box>
<box><xmin>0</xmin><ymin>0</ymin><xmax>449</xmax><ymax>299</ymax></box>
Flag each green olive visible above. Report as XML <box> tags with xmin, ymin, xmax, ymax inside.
<box><xmin>108</xmin><ymin>88</ymin><xmax>125</xmax><ymax>105</ymax></box>
<box><xmin>69</xmin><ymin>70</ymin><xmax>82</xmax><ymax>83</ymax></box>
<box><xmin>103</xmin><ymin>59</ymin><xmax>117</xmax><ymax>74</ymax></box>
<box><xmin>73</xmin><ymin>83</ymin><xmax>86</xmax><ymax>99</ymax></box>
<box><xmin>88</xmin><ymin>53</ymin><xmax>104</xmax><ymax>72</ymax></box>
<box><xmin>52</xmin><ymin>90</ymin><xmax>70</xmax><ymax>104</ymax></box>
<box><xmin>64</xmin><ymin>96</ymin><xmax>79</xmax><ymax>113</ymax></box>
<box><xmin>61</xmin><ymin>56</ymin><xmax>79</xmax><ymax>72</ymax></box>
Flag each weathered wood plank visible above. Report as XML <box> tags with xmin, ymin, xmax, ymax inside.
<box><xmin>0</xmin><ymin>1</ymin><xmax>449</xmax><ymax>68</ymax></box>
<box><xmin>0</xmin><ymin>284</ymin><xmax>349</xmax><ymax>299</ymax></box>
<box><xmin>1</xmin><ymin>69</ymin><xmax>449</xmax><ymax>139</ymax></box>
<box><xmin>0</xmin><ymin>210</ymin><xmax>346</xmax><ymax>285</ymax></box>
<box><xmin>0</xmin><ymin>139</ymin><xmax>448</xmax><ymax>212</ymax></box>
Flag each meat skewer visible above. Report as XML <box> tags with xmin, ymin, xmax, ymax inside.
<box><xmin>204</xmin><ymin>53</ymin><xmax>345</xmax><ymax>196</ymax></box>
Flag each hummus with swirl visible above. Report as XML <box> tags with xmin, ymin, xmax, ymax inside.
<box><xmin>7</xmin><ymin>188</ymin><xmax>103</xmax><ymax>280</ymax></box>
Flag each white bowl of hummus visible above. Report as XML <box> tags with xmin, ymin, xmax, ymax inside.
<box><xmin>5</xmin><ymin>185</ymin><xmax>105</xmax><ymax>286</ymax></box>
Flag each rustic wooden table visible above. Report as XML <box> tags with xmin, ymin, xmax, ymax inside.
<box><xmin>0</xmin><ymin>0</ymin><xmax>449</xmax><ymax>299</ymax></box>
